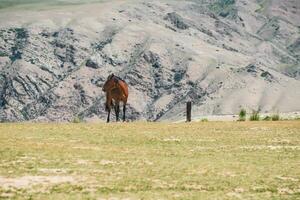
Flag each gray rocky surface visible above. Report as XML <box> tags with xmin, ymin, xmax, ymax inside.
<box><xmin>0</xmin><ymin>0</ymin><xmax>299</xmax><ymax>122</ymax></box>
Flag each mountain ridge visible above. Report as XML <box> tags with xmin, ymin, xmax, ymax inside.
<box><xmin>0</xmin><ymin>0</ymin><xmax>299</xmax><ymax>122</ymax></box>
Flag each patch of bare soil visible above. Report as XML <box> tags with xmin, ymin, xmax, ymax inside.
<box><xmin>38</xmin><ymin>168</ymin><xmax>69</xmax><ymax>174</ymax></box>
<box><xmin>0</xmin><ymin>175</ymin><xmax>77</xmax><ymax>189</ymax></box>
<box><xmin>240</xmin><ymin>145</ymin><xmax>300</xmax><ymax>150</ymax></box>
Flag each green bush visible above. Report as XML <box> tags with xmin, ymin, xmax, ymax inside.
<box><xmin>262</xmin><ymin>116</ymin><xmax>271</xmax><ymax>121</ymax></box>
<box><xmin>238</xmin><ymin>109</ymin><xmax>246</xmax><ymax>121</ymax></box>
<box><xmin>271</xmin><ymin>114</ymin><xmax>280</xmax><ymax>121</ymax></box>
<box><xmin>201</xmin><ymin>118</ymin><xmax>208</xmax><ymax>122</ymax></box>
<box><xmin>72</xmin><ymin>116</ymin><xmax>82</xmax><ymax>123</ymax></box>
<box><xmin>250</xmin><ymin>110</ymin><xmax>260</xmax><ymax>121</ymax></box>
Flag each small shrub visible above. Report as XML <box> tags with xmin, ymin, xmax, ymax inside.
<box><xmin>201</xmin><ymin>118</ymin><xmax>208</xmax><ymax>122</ymax></box>
<box><xmin>72</xmin><ymin>116</ymin><xmax>82</xmax><ymax>123</ymax></box>
<box><xmin>262</xmin><ymin>116</ymin><xmax>271</xmax><ymax>121</ymax></box>
<box><xmin>250</xmin><ymin>110</ymin><xmax>260</xmax><ymax>121</ymax></box>
<box><xmin>271</xmin><ymin>114</ymin><xmax>280</xmax><ymax>121</ymax></box>
<box><xmin>238</xmin><ymin>109</ymin><xmax>246</xmax><ymax>121</ymax></box>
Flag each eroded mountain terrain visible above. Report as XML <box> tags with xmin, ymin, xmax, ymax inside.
<box><xmin>0</xmin><ymin>0</ymin><xmax>299</xmax><ymax>122</ymax></box>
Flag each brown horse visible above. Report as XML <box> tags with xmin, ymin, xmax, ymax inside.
<box><xmin>102</xmin><ymin>74</ymin><xmax>128</xmax><ymax>123</ymax></box>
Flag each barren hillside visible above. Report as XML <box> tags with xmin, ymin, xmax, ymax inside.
<box><xmin>0</xmin><ymin>0</ymin><xmax>299</xmax><ymax>122</ymax></box>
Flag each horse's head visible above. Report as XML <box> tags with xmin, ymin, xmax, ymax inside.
<box><xmin>102</xmin><ymin>73</ymin><xmax>118</xmax><ymax>92</ymax></box>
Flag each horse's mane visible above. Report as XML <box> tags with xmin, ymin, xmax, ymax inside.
<box><xmin>113</xmin><ymin>75</ymin><xmax>126</xmax><ymax>84</ymax></box>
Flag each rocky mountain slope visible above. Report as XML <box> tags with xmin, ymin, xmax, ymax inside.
<box><xmin>0</xmin><ymin>0</ymin><xmax>299</xmax><ymax>122</ymax></box>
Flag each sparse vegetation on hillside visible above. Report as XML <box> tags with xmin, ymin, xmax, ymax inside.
<box><xmin>209</xmin><ymin>0</ymin><xmax>237</xmax><ymax>18</ymax></box>
<box><xmin>238</xmin><ymin>108</ymin><xmax>246</xmax><ymax>121</ymax></box>
<box><xmin>271</xmin><ymin>113</ymin><xmax>280</xmax><ymax>121</ymax></box>
<box><xmin>263</xmin><ymin>115</ymin><xmax>271</xmax><ymax>121</ymax></box>
<box><xmin>262</xmin><ymin>114</ymin><xmax>280</xmax><ymax>121</ymax></box>
<box><xmin>72</xmin><ymin>116</ymin><xmax>82</xmax><ymax>123</ymax></box>
<box><xmin>250</xmin><ymin>109</ymin><xmax>260</xmax><ymax>121</ymax></box>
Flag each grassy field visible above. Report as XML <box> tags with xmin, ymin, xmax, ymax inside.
<box><xmin>0</xmin><ymin>122</ymin><xmax>299</xmax><ymax>199</ymax></box>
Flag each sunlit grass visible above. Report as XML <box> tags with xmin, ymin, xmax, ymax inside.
<box><xmin>0</xmin><ymin>121</ymin><xmax>299</xmax><ymax>199</ymax></box>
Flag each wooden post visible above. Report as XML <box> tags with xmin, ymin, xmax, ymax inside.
<box><xmin>186</xmin><ymin>101</ymin><xmax>192</xmax><ymax>122</ymax></box>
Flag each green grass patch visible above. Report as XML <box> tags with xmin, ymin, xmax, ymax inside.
<box><xmin>238</xmin><ymin>108</ymin><xmax>246</xmax><ymax>121</ymax></box>
<box><xmin>0</xmin><ymin>122</ymin><xmax>299</xmax><ymax>199</ymax></box>
<box><xmin>72</xmin><ymin>116</ymin><xmax>83</xmax><ymax>123</ymax></box>
<box><xmin>250</xmin><ymin>110</ymin><xmax>260</xmax><ymax>121</ymax></box>
<box><xmin>271</xmin><ymin>114</ymin><xmax>280</xmax><ymax>121</ymax></box>
<box><xmin>262</xmin><ymin>116</ymin><xmax>271</xmax><ymax>121</ymax></box>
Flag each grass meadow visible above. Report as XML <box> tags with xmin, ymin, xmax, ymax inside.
<box><xmin>0</xmin><ymin>121</ymin><xmax>299</xmax><ymax>199</ymax></box>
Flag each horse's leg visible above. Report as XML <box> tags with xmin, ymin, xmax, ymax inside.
<box><xmin>114</xmin><ymin>102</ymin><xmax>120</xmax><ymax>122</ymax></box>
<box><xmin>117</xmin><ymin>103</ymin><xmax>120</xmax><ymax>122</ymax></box>
<box><xmin>106</xmin><ymin>101</ymin><xmax>112</xmax><ymax>123</ymax></box>
<box><xmin>123</xmin><ymin>103</ymin><xmax>126</xmax><ymax>122</ymax></box>
<box><xmin>106</xmin><ymin>93</ymin><xmax>113</xmax><ymax>123</ymax></box>
<box><xmin>114</xmin><ymin>105</ymin><xmax>117</xmax><ymax>121</ymax></box>
<box><xmin>107</xmin><ymin>108</ymin><xmax>110</xmax><ymax>123</ymax></box>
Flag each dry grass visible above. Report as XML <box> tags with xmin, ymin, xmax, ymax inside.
<box><xmin>0</xmin><ymin>121</ymin><xmax>300</xmax><ymax>199</ymax></box>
